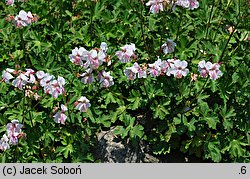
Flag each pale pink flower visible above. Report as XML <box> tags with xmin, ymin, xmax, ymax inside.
<box><xmin>188</xmin><ymin>0</ymin><xmax>199</xmax><ymax>10</ymax></box>
<box><xmin>146</xmin><ymin>0</ymin><xmax>164</xmax><ymax>14</ymax></box>
<box><xmin>198</xmin><ymin>60</ymin><xmax>223</xmax><ymax>80</ymax></box>
<box><xmin>0</xmin><ymin>134</ymin><xmax>10</xmax><ymax>151</ymax></box>
<box><xmin>148</xmin><ymin>59</ymin><xmax>162</xmax><ymax>77</ymax></box>
<box><xmin>6</xmin><ymin>0</ymin><xmax>14</xmax><ymax>6</ymax></box>
<box><xmin>170</xmin><ymin>60</ymin><xmax>189</xmax><ymax>78</ymax></box>
<box><xmin>14</xmin><ymin>10</ymin><xmax>29</xmax><ymax>28</ymax></box>
<box><xmin>160</xmin><ymin>60</ymin><xmax>171</xmax><ymax>74</ymax></box>
<box><xmin>124</xmin><ymin>62</ymin><xmax>147</xmax><ymax>80</ymax></box>
<box><xmin>69</xmin><ymin>47</ymin><xmax>88</xmax><ymax>67</ymax></box>
<box><xmin>53</xmin><ymin>104</ymin><xmax>68</xmax><ymax>125</ymax></box>
<box><xmin>6</xmin><ymin>120</ymin><xmax>23</xmax><ymax>145</ymax></box>
<box><xmin>116</xmin><ymin>43</ymin><xmax>136</xmax><ymax>63</ymax></box>
<box><xmin>37</xmin><ymin>72</ymin><xmax>65</xmax><ymax>98</ymax></box>
<box><xmin>12</xmin><ymin>73</ymin><xmax>29</xmax><ymax>90</ymax></box>
<box><xmin>208</xmin><ymin>63</ymin><xmax>223</xmax><ymax>80</ymax></box>
<box><xmin>38</xmin><ymin>73</ymin><xmax>54</xmax><ymax>87</ymax></box>
<box><xmin>2</xmin><ymin>68</ymin><xmax>15</xmax><ymax>83</ymax></box>
<box><xmin>25</xmin><ymin>69</ymin><xmax>36</xmax><ymax>83</ymax></box>
<box><xmin>36</xmin><ymin>70</ymin><xmax>46</xmax><ymax>80</ymax></box>
<box><xmin>98</xmin><ymin>71</ymin><xmax>114</xmax><ymax>88</ymax></box>
<box><xmin>166</xmin><ymin>58</ymin><xmax>176</xmax><ymax>76</ymax></box>
<box><xmin>198</xmin><ymin>60</ymin><xmax>211</xmax><ymax>78</ymax></box>
<box><xmin>136</xmin><ymin>63</ymin><xmax>147</xmax><ymax>79</ymax></box>
<box><xmin>176</xmin><ymin>0</ymin><xmax>189</xmax><ymax>8</ymax></box>
<box><xmin>87</xmin><ymin>49</ymin><xmax>106</xmax><ymax>69</ymax></box>
<box><xmin>75</xmin><ymin>96</ymin><xmax>91</xmax><ymax>112</ymax></box>
<box><xmin>138</xmin><ymin>68</ymin><xmax>147</xmax><ymax>78</ymax></box>
<box><xmin>124</xmin><ymin>64</ymin><xmax>138</xmax><ymax>80</ymax></box>
<box><xmin>162</xmin><ymin>39</ymin><xmax>176</xmax><ymax>54</ymax></box>
<box><xmin>26</xmin><ymin>11</ymin><xmax>34</xmax><ymax>25</ymax></box>
<box><xmin>100</xmin><ymin>42</ymin><xmax>108</xmax><ymax>53</ymax></box>
<box><xmin>49</xmin><ymin>76</ymin><xmax>65</xmax><ymax>98</ymax></box>
<box><xmin>80</xmin><ymin>68</ymin><xmax>95</xmax><ymax>84</ymax></box>
<box><xmin>176</xmin><ymin>0</ymin><xmax>199</xmax><ymax>10</ymax></box>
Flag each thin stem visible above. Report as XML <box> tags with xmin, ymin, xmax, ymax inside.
<box><xmin>22</xmin><ymin>92</ymin><xmax>26</xmax><ymax>124</ymax></box>
<box><xmin>205</xmin><ymin>0</ymin><xmax>216</xmax><ymax>39</ymax></box>
<box><xmin>187</xmin><ymin>78</ymin><xmax>193</xmax><ymax>99</ymax></box>
<box><xmin>20</xmin><ymin>29</ymin><xmax>31</xmax><ymax>67</ymax></box>
<box><xmin>67</xmin><ymin>105</ymin><xmax>73</xmax><ymax>123</ymax></box>
<box><xmin>190</xmin><ymin>77</ymin><xmax>209</xmax><ymax>106</ymax></box>
<box><xmin>173</xmin><ymin>10</ymin><xmax>183</xmax><ymax>58</ymax></box>
<box><xmin>127</xmin><ymin>0</ymin><xmax>150</xmax><ymax>58</ymax></box>
<box><xmin>89</xmin><ymin>2</ymin><xmax>95</xmax><ymax>48</ymax></box>
<box><xmin>140</xmin><ymin>4</ymin><xmax>150</xmax><ymax>56</ymax></box>
<box><xmin>142</xmin><ymin>79</ymin><xmax>150</xmax><ymax>102</ymax></box>
<box><xmin>218</xmin><ymin>20</ymin><xmax>240</xmax><ymax>62</ymax></box>
<box><xmin>212</xmin><ymin>0</ymin><xmax>233</xmax><ymax>42</ymax></box>
<box><xmin>60</xmin><ymin>1</ymin><xmax>65</xmax><ymax>54</ymax></box>
<box><xmin>28</xmin><ymin>108</ymin><xmax>34</xmax><ymax>127</ymax></box>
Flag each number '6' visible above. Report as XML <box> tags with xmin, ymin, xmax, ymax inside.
<box><xmin>241</xmin><ymin>166</ymin><xmax>246</xmax><ymax>174</ymax></box>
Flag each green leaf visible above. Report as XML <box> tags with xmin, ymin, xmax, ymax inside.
<box><xmin>173</xmin><ymin>117</ymin><xmax>181</xmax><ymax>125</ymax></box>
<box><xmin>153</xmin><ymin>105</ymin><xmax>169</xmax><ymax>120</ymax></box>
<box><xmin>223</xmin><ymin>138</ymin><xmax>247</xmax><ymax>158</ymax></box>
<box><xmin>86</xmin><ymin>110</ymin><xmax>96</xmax><ymax>123</ymax></box>
<box><xmin>65</xmin><ymin>10</ymin><xmax>72</xmax><ymax>17</ymax></box>
<box><xmin>184</xmin><ymin>118</ymin><xmax>196</xmax><ymax>132</ymax></box>
<box><xmin>98</xmin><ymin>115</ymin><xmax>111</xmax><ymax>127</ymax></box>
<box><xmin>211</xmin><ymin>80</ymin><xmax>218</xmax><ymax>93</ymax></box>
<box><xmin>105</xmin><ymin>92</ymin><xmax>116</xmax><ymax>105</ymax></box>
<box><xmin>199</xmin><ymin>101</ymin><xmax>210</xmax><ymax>116</ymax></box>
<box><xmin>117</xmin><ymin>106</ymin><xmax>126</xmax><ymax>114</ymax></box>
<box><xmin>203</xmin><ymin>116</ymin><xmax>219</xmax><ymax>129</ymax></box>
<box><xmin>220</xmin><ymin>105</ymin><xmax>236</xmax><ymax>131</ymax></box>
<box><xmin>232</xmin><ymin>72</ymin><xmax>239</xmax><ymax>84</ymax></box>
<box><xmin>197</xmin><ymin>93</ymin><xmax>210</xmax><ymax>103</ymax></box>
<box><xmin>206</xmin><ymin>141</ymin><xmax>222</xmax><ymax>162</ymax></box>
<box><xmin>127</xmin><ymin>96</ymin><xmax>141</xmax><ymax>110</ymax></box>
<box><xmin>164</xmin><ymin>123</ymin><xmax>176</xmax><ymax>142</ymax></box>
<box><xmin>114</xmin><ymin>125</ymin><xmax>128</xmax><ymax>139</ymax></box>
<box><xmin>129</xmin><ymin>125</ymin><xmax>144</xmax><ymax>139</ymax></box>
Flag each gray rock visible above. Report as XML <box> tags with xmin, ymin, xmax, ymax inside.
<box><xmin>94</xmin><ymin>128</ymin><xmax>159</xmax><ymax>163</ymax></box>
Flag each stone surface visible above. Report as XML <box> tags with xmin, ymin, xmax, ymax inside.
<box><xmin>94</xmin><ymin>128</ymin><xmax>159</xmax><ymax>163</ymax></box>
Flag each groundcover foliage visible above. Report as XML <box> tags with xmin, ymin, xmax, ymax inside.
<box><xmin>0</xmin><ymin>0</ymin><xmax>249</xmax><ymax>162</ymax></box>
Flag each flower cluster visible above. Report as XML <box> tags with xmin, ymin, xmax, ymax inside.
<box><xmin>124</xmin><ymin>62</ymin><xmax>147</xmax><ymax>80</ymax></box>
<box><xmin>0</xmin><ymin>120</ymin><xmax>24</xmax><ymax>152</ymax></box>
<box><xmin>198</xmin><ymin>60</ymin><xmax>223</xmax><ymax>80</ymax></box>
<box><xmin>12</xmin><ymin>10</ymin><xmax>38</xmax><ymax>28</ymax></box>
<box><xmin>146</xmin><ymin>0</ymin><xmax>199</xmax><ymax>13</ymax></box>
<box><xmin>12</xmin><ymin>68</ymin><xmax>36</xmax><ymax>90</ymax></box>
<box><xmin>2</xmin><ymin>68</ymin><xmax>36</xmax><ymax>90</ymax></box>
<box><xmin>53</xmin><ymin>104</ymin><xmax>68</xmax><ymax>125</ymax></box>
<box><xmin>124</xmin><ymin>58</ymin><xmax>223</xmax><ymax>81</ymax></box>
<box><xmin>70</xmin><ymin>42</ymin><xmax>114</xmax><ymax>88</ymax></box>
<box><xmin>1</xmin><ymin>69</ymin><xmax>65</xmax><ymax>99</ymax></box>
<box><xmin>69</xmin><ymin>42</ymin><xmax>108</xmax><ymax>69</ymax></box>
<box><xmin>116</xmin><ymin>43</ymin><xmax>136</xmax><ymax>63</ymax></box>
<box><xmin>124</xmin><ymin>58</ymin><xmax>189</xmax><ymax>80</ymax></box>
<box><xmin>36</xmin><ymin>71</ymin><xmax>66</xmax><ymax>98</ymax></box>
